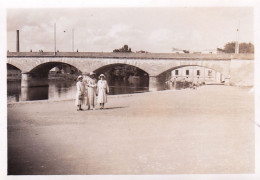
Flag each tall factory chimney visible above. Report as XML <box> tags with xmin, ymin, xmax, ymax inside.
<box><xmin>16</xmin><ymin>30</ymin><xmax>20</xmax><ymax>52</ymax></box>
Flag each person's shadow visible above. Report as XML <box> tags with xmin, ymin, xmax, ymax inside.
<box><xmin>101</xmin><ymin>106</ymin><xmax>127</xmax><ymax>110</ymax></box>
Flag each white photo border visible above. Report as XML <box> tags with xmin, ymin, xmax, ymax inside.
<box><xmin>1</xmin><ymin>0</ymin><xmax>259</xmax><ymax>180</ymax></box>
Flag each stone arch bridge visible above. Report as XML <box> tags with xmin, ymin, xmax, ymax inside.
<box><xmin>7</xmin><ymin>52</ymin><xmax>254</xmax><ymax>91</ymax></box>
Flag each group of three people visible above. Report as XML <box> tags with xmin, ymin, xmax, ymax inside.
<box><xmin>75</xmin><ymin>72</ymin><xmax>109</xmax><ymax>111</ymax></box>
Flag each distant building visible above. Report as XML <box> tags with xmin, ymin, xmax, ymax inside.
<box><xmin>50</xmin><ymin>67</ymin><xmax>60</xmax><ymax>73</ymax></box>
<box><xmin>168</xmin><ymin>66</ymin><xmax>225</xmax><ymax>84</ymax></box>
<box><xmin>136</xmin><ymin>50</ymin><xmax>149</xmax><ymax>53</ymax></box>
<box><xmin>7</xmin><ymin>65</ymin><xmax>21</xmax><ymax>80</ymax></box>
<box><xmin>189</xmin><ymin>49</ymin><xmax>217</xmax><ymax>54</ymax></box>
<box><xmin>217</xmin><ymin>48</ymin><xmax>226</xmax><ymax>54</ymax></box>
<box><xmin>201</xmin><ymin>49</ymin><xmax>217</xmax><ymax>54</ymax></box>
<box><xmin>7</xmin><ymin>70</ymin><xmax>21</xmax><ymax>80</ymax></box>
<box><xmin>192</xmin><ymin>51</ymin><xmax>202</xmax><ymax>54</ymax></box>
<box><xmin>172</xmin><ymin>48</ymin><xmax>185</xmax><ymax>54</ymax></box>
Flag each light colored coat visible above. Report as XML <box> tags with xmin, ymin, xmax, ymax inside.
<box><xmin>86</xmin><ymin>78</ymin><xmax>97</xmax><ymax>106</ymax></box>
<box><xmin>75</xmin><ymin>81</ymin><xmax>85</xmax><ymax>106</ymax></box>
<box><xmin>97</xmin><ymin>80</ymin><xmax>109</xmax><ymax>103</ymax></box>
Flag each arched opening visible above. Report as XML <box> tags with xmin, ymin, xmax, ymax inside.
<box><xmin>7</xmin><ymin>64</ymin><xmax>22</xmax><ymax>102</ymax></box>
<box><xmin>93</xmin><ymin>63</ymin><xmax>149</xmax><ymax>95</ymax></box>
<box><xmin>25</xmin><ymin>62</ymin><xmax>82</xmax><ymax>101</ymax></box>
<box><xmin>158</xmin><ymin>65</ymin><xmax>226</xmax><ymax>90</ymax></box>
<box><xmin>7</xmin><ymin>64</ymin><xmax>22</xmax><ymax>80</ymax></box>
<box><xmin>29</xmin><ymin>62</ymin><xmax>82</xmax><ymax>80</ymax></box>
<box><xmin>8</xmin><ymin>62</ymin><xmax>83</xmax><ymax>102</ymax></box>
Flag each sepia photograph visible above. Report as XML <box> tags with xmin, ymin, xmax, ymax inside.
<box><xmin>1</xmin><ymin>0</ymin><xmax>260</xmax><ymax>179</ymax></box>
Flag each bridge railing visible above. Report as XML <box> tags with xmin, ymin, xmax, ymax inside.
<box><xmin>7</xmin><ymin>52</ymin><xmax>254</xmax><ymax>60</ymax></box>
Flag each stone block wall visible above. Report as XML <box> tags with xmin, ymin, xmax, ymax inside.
<box><xmin>230</xmin><ymin>59</ymin><xmax>254</xmax><ymax>86</ymax></box>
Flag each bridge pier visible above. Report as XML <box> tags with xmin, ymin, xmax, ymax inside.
<box><xmin>149</xmin><ymin>76</ymin><xmax>159</xmax><ymax>91</ymax></box>
<box><xmin>149</xmin><ymin>76</ymin><xmax>165</xmax><ymax>92</ymax></box>
<box><xmin>21</xmin><ymin>86</ymin><xmax>49</xmax><ymax>101</ymax></box>
<box><xmin>21</xmin><ymin>73</ymin><xmax>49</xmax><ymax>87</ymax></box>
<box><xmin>20</xmin><ymin>87</ymin><xmax>29</xmax><ymax>101</ymax></box>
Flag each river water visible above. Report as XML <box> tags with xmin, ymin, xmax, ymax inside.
<box><xmin>7</xmin><ymin>77</ymin><xmax>197</xmax><ymax>103</ymax></box>
<box><xmin>7</xmin><ymin>79</ymin><xmax>150</xmax><ymax>103</ymax></box>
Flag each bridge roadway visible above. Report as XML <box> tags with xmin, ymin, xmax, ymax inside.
<box><xmin>7</xmin><ymin>52</ymin><xmax>254</xmax><ymax>91</ymax></box>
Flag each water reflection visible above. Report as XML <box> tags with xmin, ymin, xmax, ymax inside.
<box><xmin>7</xmin><ymin>76</ymin><xmax>199</xmax><ymax>103</ymax></box>
<box><xmin>108</xmin><ymin>78</ymin><xmax>149</xmax><ymax>95</ymax></box>
<box><xmin>165</xmin><ymin>81</ymin><xmax>193</xmax><ymax>90</ymax></box>
<box><xmin>7</xmin><ymin>81</ymin><xmax>21</xmax><ymax>102</ymax></box>
<box><xmin>21</xmin><ymin>86</ymin><xmax>49</xmax><ymax>101</ymax></box>
<box><xmin>7</xmin><ymin>79</ymin><xmax>149</xmax><ymax>103</ymax></box>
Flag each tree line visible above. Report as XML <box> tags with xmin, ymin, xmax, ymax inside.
<box><xmin>113</xmin><ymin>42</ymin><xmax>254</xmax><ymax>54</ymax></box>
<box><xmin>217</xmin><ymin>42</ymin><xmax>254</xmax><ymax>53</ymax></box>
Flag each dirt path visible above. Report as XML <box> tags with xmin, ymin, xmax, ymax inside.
<box><xmin>7</xmin><ymin>85</ymin><xmax>254</xmax><ymax>175</ymax></box>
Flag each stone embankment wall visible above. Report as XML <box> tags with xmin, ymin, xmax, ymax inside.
<box><xmin>230</xmin><ymin>59</ymin><xmax>254</xmax><ymax>87</ymax></box>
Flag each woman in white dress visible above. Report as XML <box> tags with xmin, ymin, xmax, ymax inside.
<box><xmin>97</xmin><ymin>74</ymin><xmax>109</xmax><ymax>109</ymax></box>
<box><xmin>75</xmin><ymin>75</ymin><xmax>85</xmax><ymax>111</ymax></box>
<box><xmin>86</xmin><ymin>72</ymin><xmax>97</xmax><ymax>110</ymax></box>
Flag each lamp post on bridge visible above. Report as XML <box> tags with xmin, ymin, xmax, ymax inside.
<box><xmin>54</xmin><ymin>23</ymin><xmax>56</xmax><ymax>55</ymax></box>
<box><xmin>72</xmin><ymin>29</ymin><xmax>74</xmax><ymax>52</ymax></box>
<box><xmin>64</xmin><ymin>28</ymin><xmax>75</xmax><ymax>52</ymax></box>
<box><xmin>63</xmin><ymin>29</ymin><xmax>74</xmax><ymax>52</ymax></box>
<box><xmin>54</xmin><ymin>23</ymin><xmax>75</xmax><ymax>53</ymax></box>
<box><xmin>235</xmin><ymin>21</ymin><xmax>240</xmax><ymax>54</ymax></box>
<box><xmin>235</xmin><ymin>28</ymin><xmax>239</xmax><ymax>54</ymax></box>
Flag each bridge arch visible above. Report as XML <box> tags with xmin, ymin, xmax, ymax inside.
<box><xmin>7</xmin><ymin>63</ymin><xmax>22</xmax><ymax>81</ymax></box>
<box><xmin>152</xmin><ymin>60</ymin><xmax>230</xmax><ymax>77</ymax></box>
<box><xmin>156</xmin><ymin>65</ymin><xmax>227</xmax><ymax>85</ymax></box>
<box><xmin>89</xmin><ymin>60</ymin><xmax>151</xmax><ymax>76</ymax></box>
<box><xmin>7</xmin><ymin>63</ymin><xmax>23</xmax><ymax>72</ymax></box>
<box><xmin>157</xmin><ymin>64</ymin><xmax>227</xmax><ymax>77</ymax></box>
<box><xmin>92</xmin><ymin>63</ymin><xmax>150</xmax><ymax>89</ymax></box>
<box><xmin>28</xmin><ymin>61</ymin><xmax>82</xmax><ymax>75</ymax></box>
<box><xmin>92</xmin><ymin>63</ymin><xmax>149</xmax><ymax>76</ymax></box>
<box><xmin>21</xmin><ymin>61</ymin><xmax>82</xmax><ymax>87</ymax></box>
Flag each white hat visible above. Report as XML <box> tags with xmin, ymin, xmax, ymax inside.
<box><xmin>77</xmin><ymin>75</ymin><xmax>83</xmax><ymax>80</ymax></box>
<box><xmin>99</xmin><ymin>74</ymin><xmax>105</xmax><ymax>78</ymax></box>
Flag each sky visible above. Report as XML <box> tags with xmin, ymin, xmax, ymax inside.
<box><xmin>7</xmin><ymin>7</ymin><xmax>254</xmax><ymax>53</ymax></box>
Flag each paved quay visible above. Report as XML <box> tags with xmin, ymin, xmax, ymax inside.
<box><xmin>7</xmin><ymin>85</ymin><xmax>254</xmax><ymax>175</ymax></box>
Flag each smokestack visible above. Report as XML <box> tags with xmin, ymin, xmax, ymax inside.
<box><xmin>16</xmin><ymin>30</ymin><xmax>20</xmax><ymax>52</ymax></box>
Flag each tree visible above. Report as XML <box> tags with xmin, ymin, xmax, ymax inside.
<box><xmin>113</xmin><ymin>45</ymin><xmax>132</xmax><ymax>53</ymax></box>
<box><xmin>223</xmin><ymin>42</ymin><xmax>236</xmax><ymax>53</ymax></box>
<box><xmin>217</xmin><ymin>48</ymin><xmax>225</xmax><ymax>53</ymax></box>
<box><xmin>239</xmin><ymin>42</ymin><xmax>254</xmax><ymax>53</ymax></box>
<box><xmin>223</xmin><ymin>42</ymin><xmax>254</xmax><ymax>53</ymax></box>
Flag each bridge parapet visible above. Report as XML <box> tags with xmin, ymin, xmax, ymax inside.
<box><xmin>7</xmin><ymin>52</ymin><xmax>254</xmax><ymax>60</ymax></box>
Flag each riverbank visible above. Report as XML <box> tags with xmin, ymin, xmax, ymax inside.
<box><xmin>8</xmin><ymin>85</ymin><xmax>254</xmax><ymax>175</ymax></box>
<box><xmin>7</xmin><ymin>88</ymin><xmax>181</xmax><ymax>105</ymax></box>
